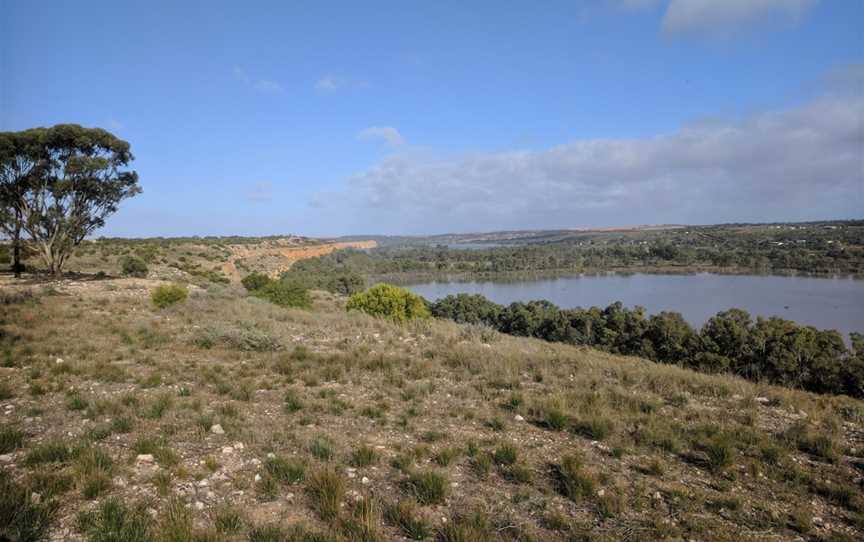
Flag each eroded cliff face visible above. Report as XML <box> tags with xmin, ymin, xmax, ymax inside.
<box><xmin>220</xmin><ymin>239</ymin><xmax>378</xmax><ymax>281</ymax></box>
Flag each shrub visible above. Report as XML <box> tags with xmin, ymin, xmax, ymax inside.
<box><xmin>306</xmin><ymin>467</ymin><xmax>346</xmax><ymax>521</ymax></box>
<box><xmin>384</xmin><ymin>500</ymin><xmax>431</xmax><ymax>540</ymax></box>
<box><xmin>402</xmin><ymin>470</ymin><xmax>448</xmax><ymax>505</ymax></box>
<box><xmin>241</xmin><ymin>272</ymin><xmax>272</xmax><ymax>292</ymax></box>
<box><xmin>0</xmin><ymin>426</ymin><xmax>24</xmax><ymax>454</ymax></box>
<box><xmin>120</xmin><ymin>256</ymin><xmax>148</xmax><ymax>278</ymax></box>
<box><xmin>346</xmin><ymin>284</ymin><xmax>430</xmax><ymax>323</ymax></box>
<box><xmin>550</xmin><ymin>455</ymin><xmax>595</xmax><ymax>502</ymax></box>
<box><xmin>0</xmin><ymin>472</ymin><xmax>54</xmax><ymax>542</ymax></box>
<box><xmin>151</xmin><ymin>284</ymin><xmax>188</xmax><ymax>308</ymax></box>
<box><xmin>252</xmin><ymin>280</ymin><xmax>311</xmax><ymax>309</ymax></box>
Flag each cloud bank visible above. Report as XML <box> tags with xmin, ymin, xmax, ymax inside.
<box><xmin>314</xmin><ymin>91</ymin><xmax>863</xmax><ymax>234</ymax></box>
<box><xmin>662</xmin><ymin>0</ymin><xmax>817</xmax><ymax>36</ymax></box>
<box><xmin>609</xmin><ymin>0</ymin><xmax>818</xmax><ymax>37</ymax></box>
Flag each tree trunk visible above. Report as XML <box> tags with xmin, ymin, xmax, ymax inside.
<box><xmin>12</xmin><ymin>234</ymin><xmax>21</xmax><ymax>278</ymax></box>
<box><xmin>12</xmin><ymin>209</ymin><xmax>22</xmax><ymax>278</ymax></box>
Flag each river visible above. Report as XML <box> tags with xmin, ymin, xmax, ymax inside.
<box><xmin>407</xmin><ymin>273</ymin><xmax>864</xmax><ymax>339</ymax></box>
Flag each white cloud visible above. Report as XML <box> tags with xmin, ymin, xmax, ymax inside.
<box><xmin>314</xmin><ymin>90</ymin><xmax>863</xmax><ymax>234</ymax></box>
<box><xmin>234</xmin><ymin>66</ymin><xmax>284</xmax><ymax>94</ymax></box>
<box><xmin>314</xmin><ymin>75</ymin><xmax>370</xmax><ymax>93</ymax></box>
<box><xmin>357</xmin><ymin>126</ymin><xmax>405</xmax><ymax>147</ymax></box>
<box><xmin>315</xmin><ymin>75</ymin><xmax>341</xmax><ymax>92</ymax></box>
<box><xmin>662</xmin><ymin>0</ymin><xmax>817</xmax><ymax>36</ymax></box>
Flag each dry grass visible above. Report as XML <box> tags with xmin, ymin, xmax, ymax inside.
<box><xmin>0</xmin><ymin>276</ymin><xmax>862</xmax><ymax>541</ymax></box>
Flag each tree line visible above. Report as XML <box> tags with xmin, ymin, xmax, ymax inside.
<box><xmin>0</xmin><ymin>125</ymin><xmax>140</xmax><ymax>278</ymax></box>
<box><xmin>430</xmin><ymin>293</ymin><xmax>864</xmax><ymax>398</ymax></box>
<box><xmin>286</xmin><ymin>221</ymin><xmax>864</xmax><ymax>281</ymax></box>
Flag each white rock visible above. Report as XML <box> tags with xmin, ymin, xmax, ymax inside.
<box><xmin>0</xmin><ymin>454</ymin><xmax>14</xmax><ymax>463</ymax></box>
<box><xmin>210</xmin><ymin>424</ymin><xmax>225</xmax><ymax>435</ymax></box>
<box><xmin>267</xmin><ymin>452</ymin><xmax>276</xmax><ymax>459</ymax></box>
<box><xmin>254</xmin><ymin>473</ymin><xmax>262</xmax><ymax>482</ymax></box>
<box><xmin>55</xmin><ymin>358</ymin><xmax>64</xmax><ymax>364</ymax></box>
<box><xmin>136</xmin><ymin>454</ymin><xmax>155</xmax><ymax>463</ymax></box>
<box><xmin>514</xmin><ymin>414</ymin><xmax>525</xmax><ymax>422</ymax></box>
<box><xmin>221</xmin><ymin>447</ymin><xmax>234</xmax><ymax>455</ymax></box>
<box><xmin>194</xmin><ymin>501</ymin><xmax>205</xmax><ymax>511</ymax></box>
<box><xmin>361</xmin><ymin>477</ymin><xmax>370</xmax><ymax>485</ymax></box>
<box><xmin>233</xmin><ymin>442</ymin><xmax>244</xmax><ymax>450</ymax></box>
<box><xmin>755</xmin><ymin>396</ymin><xmax>770</xmax><ymax>404</ymax></box>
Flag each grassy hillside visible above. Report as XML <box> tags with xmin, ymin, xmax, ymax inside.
<box><xmin>1</xmin><ymin>278</ymin><xmax>863</xmax><ymax>541</ymax></box>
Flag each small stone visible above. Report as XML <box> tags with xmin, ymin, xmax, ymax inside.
<box><xmin>597</xmin><ymin>489</ymin><xmax>605</xmax><ymax>497</ymax></box>
<box><xmin>55</xmin><ymin>358</ymin><xmax>64</xmax><ymax>364</ymax></box>
<box><xmin>31</xmin><ymin>492</ymin><xmax>42</xmax><ymax>505</ymax></box>
<box><xmin>210</xmin><ymin>424</ymin><xmax>225</xmax><ymax>435</ymax></box>
<box><xmin>514</xmin><ymin>414</ymin><xmax>525</xmax><ymax>422</ymax></box>
<box><xmin>254</xmin><ymin>474</ymin><xmax>262</xmax><ymax>482</ymax></box>
<box><xmin>197</xmin><ymin>480</ymin><xmax>209</xmax><ymax>487</ymax></box>
<box><xmin>361</xmin><ymin>477</ymin><xmax>370</xmax><ymax>485</ymax></box>
<box><xmin>233</xmin><ymin>442</ymin><xmax>244</xmax><ymax>450</ymax></box>
<box><xmin>347</xmin><ymin>471</ymin><xmax>356</xmax><ymax>479</ymax></box>
<box><xmin>194</xmin><ymin>501</ymin><xmax>205</xmax><ymax>511</ymax></box>
<box><xmin>221</xmin><ymin>447</ymin><xmax>234</xmax><ymax>455</ymax></box>
<box><xmin>652</xmin><ymin>491</ymin><xmax>662</xmax><ymax>500</ymax></box>
<box><xmin>0</xmin><ymin>454</ymin><xmax>13</xmax><ymax>463</ymax></box>
<box><xmin>755</xmin><ymin>396</ymin><xmax>770</xmax><ymax>404</ymax></box>
<box><xmin>267</xmin><ymin>452</ymin><xmax>276</xmax><ymax>459</ymax></box>
<box><xmin>136</xmin><ymin>454</ymin><xmax>155</xmax><ymax>464</ymax></box>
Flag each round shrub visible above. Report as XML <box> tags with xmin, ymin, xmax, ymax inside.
<box><xmin>345</xmin><ymin>283</ymin><xmax>430</xmax><ymax>322</ymax></box>
<box><xmin>252</xmin><ymin>280</ymin><xmax>311</xmax><ymax>309</ymax></box>
<box><xmin>151</xmin><ymin>284</ymin><xmax>188</xmax><ymax>308</ymax></box>
<box><xmin>120</xmin><ymin>256</ymin><xmax>149</xmax><ymax>278</ymax></box>
<box><xmin>241</xmin><ymin>272</ymin><xmax>272</xmax><ymax>292</ymax></box>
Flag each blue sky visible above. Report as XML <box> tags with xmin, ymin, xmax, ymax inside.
<box><xmin>2</xmin><ymin>0</ymin><xmax>862</xmax><ymax>237</ymax></box>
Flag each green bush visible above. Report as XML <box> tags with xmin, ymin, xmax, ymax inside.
<box><xmin>151</xmin><ymin>284</ymin><xmax>188</xmax><ymax>309</ymax></box>
<box><xmin>346</xmin><ymin>284</ymin><xmax>430</xmax><ymax>322</ymax></box>
<box><xmin>241</xmin><ymin>272</ymin><xmax>272</xmax><ymax>292</ymax></box>
<box><xmin>120</xmin><ymin>256</ymin><xmax>148</xmax><ymax>278</ymax></box>
<box><xmin>0</xmin><ymin>471</ymin><xmax>55</xmax><ymax>542</ymax></box>
<box><xmin>252</xmin><ymin>280</ymin><xmax>311</xmax><ymax>309</ymax></box>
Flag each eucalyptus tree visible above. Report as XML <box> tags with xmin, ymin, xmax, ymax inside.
<box><xmin>0</xmin><ymin>129</ymin><xmax>43</xmax><ymax>277</ymax></box>
<box><xmin>16</xmin><ymin>124</ymin><xmax>140</xmax><ymax>277</ymax></box>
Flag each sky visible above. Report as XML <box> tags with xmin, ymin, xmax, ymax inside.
<box><xmin>1</xmin><ymin>0</ymin><xmax>862</xmax><ymax>237</ymax></box>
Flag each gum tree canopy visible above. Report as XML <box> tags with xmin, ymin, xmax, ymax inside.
<box><xmin>0</xmin><ymin>129</ymin><xmax>43</xmax><ymax>276</ymax></box>
<box><xmin>0</xmin><ymin>125</ymin><xmax>140</xmax><ymax>277</ymax></box>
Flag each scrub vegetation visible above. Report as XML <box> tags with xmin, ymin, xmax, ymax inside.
<box><xmin>0</xmin><ymin>274</ymin><xmax>862</xmax><ymax>541</ymax></box>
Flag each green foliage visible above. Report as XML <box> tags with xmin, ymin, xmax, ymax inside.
<box><xmin>1</xmin><ymin>125</ymin><xmax>140</xmax><ymax>277</ymax></box>
<box><xmin>429</xmin><ymin>293</ymin><xmax>862</xmax><ymax>398</ymax></box>
<box><xmin>346</xmin><ymin>283</ymin><xmax>430</xmax><ymax>322</ymax></box>
<box><xmin>306</xmin><ymin>466</ymin><xmax>346</xmax><ymax>521</ymax></box>
<box><xmin>252</xmin><ymin>280</ymin><xmax>311</xmax><ymax>309</ymax></box>
<box><xmin>241</xmin><ymin>272</ymin><xmax>272</xmax><ymax>292</ymax></box>
<box><xmin>0</xmin><ymin>425</ymin><xmax>24</xmax><ymax>453</ymax></box>
<box><xmin>430</xmin><ymin>293</ymin><xmax>500</xmax><ymax>326</ymax></box>
<box><xmin>550</xmin><ymin>455</ymin><xmax>595</xmax><ymax>502</ymax></box>
<box><xmin>0</xmin><ymin>472</ymin><xmax>54</xmax><ymax>542</ymax></box>
<box><xmin>401</xmin><ymin>470</ymin><xmax>448</xmax><ymax>505</ymax></box>
<box><xmin>151</xmin><ymin>284</ymin><xmax>188</xmax><ymax>308</ymax></box>
<box><xmin>120</xmin><ymin>256</ymin><xmax>148</xmax><ymax>278</ymax></box>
